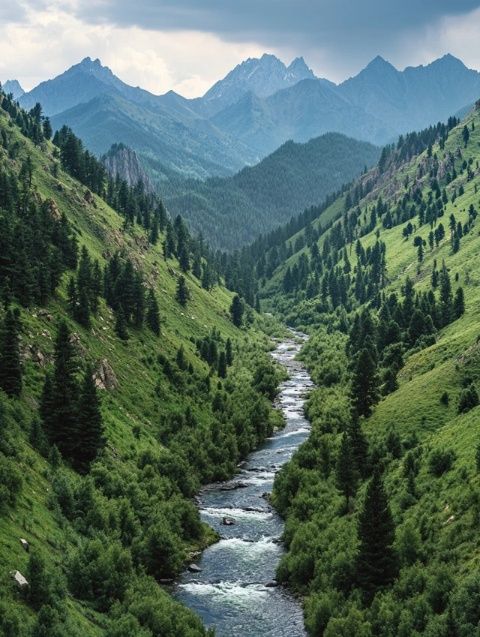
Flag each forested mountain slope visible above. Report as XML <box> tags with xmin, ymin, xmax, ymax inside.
<box><xmin>251</xmin><ymin>106</ymin><xmax>480</xmax><ymax>635</ymax></box>
<box><xmin>0</xmin><ymin>89</ymin><xmax>284</xmax><ymax>636</ymax></box>
<box><xmin>161</xmin><ymin>133</ymin><xmax>380</xmax><ymax>250</ymax></box>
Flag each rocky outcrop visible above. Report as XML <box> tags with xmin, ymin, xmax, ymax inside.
<box><xmin>102</xmin><ymin>143</ymin><xmax>153</xmax><ymax>193</ymax></box>
<box><xmin>94</xmin><ymin>358</ymin><xmax>118</xmax><ymax>390</ymax></box>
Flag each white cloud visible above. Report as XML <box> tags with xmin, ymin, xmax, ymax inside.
<box><xmin>0</xmin><ymin>4</ymin><xmax>265</xmax><ymax>95</ymax></box>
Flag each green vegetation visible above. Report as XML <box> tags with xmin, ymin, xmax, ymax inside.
<box><xmin>0</xmin><ymin>88</ymin><xmax>285</xmax><ymax>635</ymax></box>
<box><xmin>163</xmin><ymin>133</ymin><xmax>380</xmax><ymax>249</ymax></box>
<box><xmin>254</xmin><ymin>106</ymin><xmax>480</xmax><ymax>635</ymax></box>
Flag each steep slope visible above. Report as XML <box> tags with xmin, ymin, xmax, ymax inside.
<box><xmin>102</xmin><ymin>143</ymin><xmax>154</xmax><ymax>192</ymax></box>
<box><xmin>250</xmin><ymin>107</ymin><xmax>480</xmax><ymax>634</ymax></box>
<box><xmin>198</xmin><ymin>53</ymin><xmax>317</xmax><ymax>115</ymax></box>
<box><xmin>0</xmin><ymin>88</ymin><xmax>284</xmax><ymax>636</ymax></box>
<box><xmin>19</xmin><ymin>54</ymin><xmax>480</xmax><ymax>187</ymax></box>
<box><xmin>339</xmin><ymin>53</ymin><xmax>480</xmax><ymax>135</ymax></box>
<box><xmin>163</xmin><ymin>133</ymin><xmax>381</xmax><ymax>250</ymax></box>
<box><xmin>50</xmin><ymin>92</ymin><xmax>256</xmax><ymax>179</ymax></box>
<box><xmin>19</xmin><ymin>57</ymin><xmax>158</xmax><ymax>115</ymax></box>
<box><xmin>2</xmin><ymin>79</ymin><xmax>24</xmax><ymax>99</ymax></box>
<box><xmin>24</xmin><ymin>59</ymin><xmax>257</xmax><ymax>179</ymax></box>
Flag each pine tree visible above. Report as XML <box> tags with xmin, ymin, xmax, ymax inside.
<box><xmin>175</xmin><ymin>276</ymin><xmax>189</xmax><ymax>307</ymax></box>
<box><xmin>217</xmin><ymin>351</ymin><xmax>227</xmax><ymax>379</ymax></box>
<box><xmin>115</xmin><ymin>308</ymin><xmax>129</xmax><ymax>341</ymax></box>
<box><xmin>230</xmin><ymin>295</ymin><xmax>244</xmax><ymax>327</ymax></box>
<box><xmin>348</xmin><ymin>418</ymin><xmax>369</xmax><ymax>478</ymax></box>
<box><xmin>356</xmin><ymin>470</ymin><xmax>397</xmax><ymax>600</ymax></box>
<box><xmin>351</xmin><ymin>348</ymin><xmax>379</xmax><ymax>417</ymax></box>
<box><xmin>336</xmin><ymin>433</ymin><xmax>357</xmax><ymax>510</ymax></box>
<box><xmin>454</xmin><ymin>287</ymin><xmax>465</xmax><ymax>319</ymax></box>
<box><xmin>146</xmin><ymin>289</ymin><xmax>160</xmax><ymax>335</ymax></box>
<box><xmin>439</xmin><ymin>263</ymin><xmax>453</xmax><ymax>326</ymax></box>
<box><xmin>76</xmin><ymin>364</ymin><xmax>104</xmax><ymax>473</ymax></box>
<box><xmin>0</xmin><ymin>309</ymin><xmax>22</xmax><ymax>396</ymax></box>
<box><xmin>43</xmin><ymin>321</ymin><xmax>79</xmax><ymax>459</ymax></box>
<box><xmin>225</xmin><ymin>338</ymin><xmax>233</xmax><ymax>366</ymax></box>
<box><xmin>42</xmin><ymin>117</ymin><xmax>52</xmax><ymax>140</ymax></box>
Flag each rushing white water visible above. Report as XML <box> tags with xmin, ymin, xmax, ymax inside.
<box><xmin>175</xmin><ymin>332</ymin><xmax>314</xmax><ymax>636</ymax></box>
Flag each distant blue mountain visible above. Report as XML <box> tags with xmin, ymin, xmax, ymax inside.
<box><xmin>17</xmin><ymin>53</ymin><xmax>480</xmax><ymax>181</ymax></box>
<box><xmin>2</xmin><ymin>79</ymin><xmax>24</xmax><ymax>100</ymax></box>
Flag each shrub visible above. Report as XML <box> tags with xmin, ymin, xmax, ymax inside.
<box><xmin>68</xmin><ymin>538</ymin><xmax>133</xmax><ymax>611</ymax></box>
<box><xmin>458</xmin><ymin>384</ymin><xmax>479</xmax><ymax>414</ymax></box>
<box><xmin>428</xmin><ymin>449</ymin><xmax>456</xmax><ymax>477</ymax></box>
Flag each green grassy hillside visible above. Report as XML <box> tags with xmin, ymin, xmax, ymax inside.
<box><xmin>261</xmin><ymin>107</ymin><xmax>480</xmax><ymax>635</ymax></box>
<box><xmin>0</xmin><ymin>92</ymin><xmax>284</xmax><ymax>636</ymax></box>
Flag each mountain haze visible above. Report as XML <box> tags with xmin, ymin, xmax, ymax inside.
<box><xmin>17</xmin><ymin>53</ymin><xmax>480</xmax><ymax>188</ymax></box>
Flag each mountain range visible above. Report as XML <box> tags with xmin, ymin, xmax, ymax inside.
<box><xmin>9</xmin><ymin>53</ymin><xmax>480</xmax><ymax>183</ymax></box>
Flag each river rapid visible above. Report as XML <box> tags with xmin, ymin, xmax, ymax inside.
<box><xmin>175</xmin><ymin>333</ymin><xmax>314</xmax><ymax>636</ymax></box>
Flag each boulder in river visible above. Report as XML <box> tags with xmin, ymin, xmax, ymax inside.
<box><xmin>188</xmin><ymin>563</ymin><xmax>202</xmax><ymax>573</ymax></box>
<box><xmin>222</xmin><ymin>517</ymin><xmax>235</xmax><ymax>526</ymax></box>
<box><xmin>220</xmin><ymin>482</ymin><xmax>248</xmax><ymax>491</ymax></box>
<box><xmin>265</xmin><ymin>580</ymin><xmax>279</xmax><ymax>587</ymax></box>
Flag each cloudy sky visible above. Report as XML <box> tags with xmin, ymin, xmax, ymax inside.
<box><xmin>2</xmin><ymin>0</ymin><xmax>480</xmax><ymax>96</ymax></box>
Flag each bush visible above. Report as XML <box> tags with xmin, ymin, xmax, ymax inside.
<box><xmin>458</xmin><ymin>384</ymin><xmax>479</xmax><ymax>414</ymax></box>
<box><xmin>68</xmin><ymin>538</ymin><xmax>133</xmax><ymax>611</ymax></box>
<box><xmin>428</xmin><ymin>449</ymin><xmax>456</xmax><ymax>477</ymax></box>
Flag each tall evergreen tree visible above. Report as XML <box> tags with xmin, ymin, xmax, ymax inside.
<box><xmin>175</xmin><ymin>276</ymin><xmax>189</xmax><ymax>307</ymax></box>
<box><xmin>225</xmin><ymin>338</ymin><xmax>234</xmax><ymax>366</ymax></box>
<box><xmin>146</xmin><ymin>289</ymin><xmax>160</xmax><ymax>335</ymax></box>
<box><xmin>230</xmin><ymin>295</ymin><xmax>244</xmax><ymax>327</ymax></box>
<box><xmin>356</xmin><ymin>470</ymin><xmax>397</xmax><ymax>600</ymax></box>
<box><xmin>336</xmin><ymin>433</ymin><xmax>357</xmax><ymax>510</ymax></box>
<box><xmin>217</xmin><ymin>351</ymin><xmax>227</xmax><ymax>379</ymax></box>
<box><xmin>42</xmin><ymin>321</ymin><xmax>79</xmax><ymax>459</ymax></box>
<box><xmin>76</xmin><ymin>364</ymin><xmax>104</xmax><ymax>473</ymax></box>
<box><xmin>0</xmin><ymin>309</ymin><xmax>22</xmax><ymax>396</ymax></box>
<box><xmin>351</xmin><ymin>348</ymin><xmax>379</xmax><ymax>417</ymax></box>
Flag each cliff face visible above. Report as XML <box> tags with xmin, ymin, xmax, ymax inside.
<box><xmin>102</xmin><ymin>143</ymin><xmax>153</xmax><ymax>192</ymax></box>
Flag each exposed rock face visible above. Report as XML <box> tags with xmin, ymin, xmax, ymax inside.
<box><xmin>94</xmin><ymin>358</ymin><xmax>118</xmax><ymax>390</ymax></box>
<box><xmin>11</xmin><ymin>570</ymin><xmax>29</xmax><ymax>589</ymax></box>
<box><xmin>102</xmin><ymin>143</ymin><xmax>153</xmax><ymax>192</ymax></box>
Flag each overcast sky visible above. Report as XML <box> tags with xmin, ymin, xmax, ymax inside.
<box><xmin>2</xmin><ymin>0</ymin><xmax>480</xmax><ymax>96</ymax></box>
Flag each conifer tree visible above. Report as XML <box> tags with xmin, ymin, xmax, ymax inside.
<box><xmin>356</xmin><ymin>470</ymin><xmax>397</xmax><ymax>599</ymax></box>
<box><xmin>42</xmin><ymin>117</ymin><xmax>52</xmax><ymax>140</ymax></box>
<box><xmin>225</xmin><ymin>338</ymin><xmax>233</xmax><ymax>366</ymax></box>
<box><xmin>351</xmin><ymin>348</ymin><xmax>379</xmax><ymax>417</ymax></box>
<box><xmin>218</xmin><ymin>351</ymin><xmax>227</xmax><ymax>379</ymax></box>
<box><xmin>0</xmin><ymin>309</ymin><xmax>22</xmax><ymax>396</ymax></box>
<box><xmin>230</xmin><ymin>295</ymin><xmax>244</xmax><ymax>327</ymax></box>
<box><xmin>176</xmin><ymin>276</ymin><xmax>189</xmax><ymax>307</ymax></box>
<box><xmin>146</xmin><ymin>289</ymin><xmax>160</xmax><ymax>335</ymax></box>
<box><xmin>336</xmin><ymin>433</ymin><xmax>357</xmax><ymax>509</ymax></box>
<box><xmin>42</xmin><ymin>321</ymin><xmax>79</xmax><ymax>459</ymax></box>
<box><xmin>115</xmin><ymin>308</ymin><xmax>129</xmax><ymax>341</ymax></box>
<box><xmin>454</xmin><ymin>287</ymin><xmax>465</xmax><ymax>319</ymax></box>
<box><xmin>439</xmin><ymin>263</ymin><xmax>453</xmax><ymax>326</ymax></box>
<box><xmin>76</xmin><ymin>364</ymin><xmax>104</xmax><ymax>473</ymax></box>
<box><xmin>348</xmin><ymin>418</ymin><xmax>369</xmax><ymax>478</ymax></box>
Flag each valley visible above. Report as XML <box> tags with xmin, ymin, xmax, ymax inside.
<box><xmin>2</xmin><ymin>14</ymin><xmax>480</xmax><ymax>637</ymax></box>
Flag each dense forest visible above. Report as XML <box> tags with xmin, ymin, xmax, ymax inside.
<box><xmin>0</xmin><ymin>86</ymin><xmax>286</xmax><ymax>636</ymax></box>
<box><xmin>160</xmin><ymin>133</ymin><xmax>380</xmax><ymax>250</ymax></box>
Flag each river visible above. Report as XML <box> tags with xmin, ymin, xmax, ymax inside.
<box><xmin>175</xmin><ymin>333</ymin><xmax>314</xmax><ymax>636</ymax></box>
